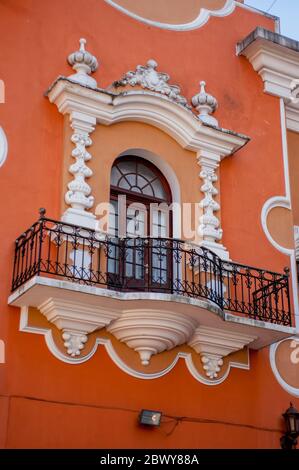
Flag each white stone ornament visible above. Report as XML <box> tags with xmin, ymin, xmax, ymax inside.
<box><xmin>115</xmin><ymin>59</ymin><xmax>190</xmax><ymax>108</ymax></box>
<box><xmin>294</xmin><ymin>226</ymin><xmax>299</xmax><ymax>261</ymax></box>
<box><xmin>196</xmin><ymin>152</ymin><xmax>230</xmax><ymax>260</ymax></box>
<box><xmin>107</xmin><ymin>309</ymin><xmax>197</xmax><ymax>366</ymax></box>
<box><xmin>65</xmin><ymin>132</ymin><xmax>94</xmax><ymax>211</ymax></box>
<box><xmin>198</xmin><ymin>159</ymin><xmax>222</xmax><ymax>244</ymax></box>
<box><xmin>67</xmin><ymin>38</ymin><xmax>98</xmax><ymax>88</ymax></box>
<box><xmin>189</xmin><ymin>326</ymin><xmax>256</xmax><ymax>380</ymax></box>
<box><xmin>201</xmin><ymin>354</ymin><xmax>223</xmax><ymax>379</ymax></box>
<box><xmin>62</xmin><ymin>112</ymin><xmax>97</xmax><ymax>229</ymax></box>
<box><xmin>192</xmin><ymin>81</ymin><xmax>218</xmax><ymax>126</ymax></box>
<box><xmin>37</xmin><ymin>297</ymin><xmax>120</xmax><ymax>357</ymax></box>
<box><xmin>62</xmin><ymin>331</ymin><xmax>88</xmax><ymax>357</ymax></box>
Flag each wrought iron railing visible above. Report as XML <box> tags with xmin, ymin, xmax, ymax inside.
<box><xmin>11</xmin><ymin>212</ymin><xmax>292</xmax><ymax>326</ymax></box>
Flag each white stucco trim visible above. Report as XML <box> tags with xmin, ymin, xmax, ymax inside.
<box><xmin>10</xmin><ymin>275</ymin><xmax>295</xmax><ymax>338</ymax></box>
<box><xmin>0</xmin><ymin>340</ymin><xmax>5</xmax><ymax>364</ymax></box>
<box><xmin>47</xmin><ymin>80</ymin><xmax>249</xmax><ymax>156</ymax></box>
<box><xmin>103</xmin><ymin>0</ymin><xmax>236</xmax><ymax>32</ymax></box>
<box><xmin>19</xmin><ymin>306</ymin><xmax>249</xmax><ymax>385</ymax></box>
<box><xmin>261</xmin><ymin>197</ymin><xmax>292</xmax><ymax>256</ymax></box>
<box><xmin>0</xmin><ymin>126</ymin><xmax>8</xmax><ymax>168</ymax></box>
<box><xmin>261</xmin><ymin>100</ymin><xmax>299</xmax><ymax>331</ymax></box>
<box><xmin>269</xmin><ymin>336</ymin><xmax>299</xmax><ymax>398</ymax></box>
<box><xmin>286</xmin><ymin>106</ymin><xmax>299</xmax><ymax>134</ymax></box>
<box><xmin>237</xmin><ymin>29</ymin><xmax>299</xmax><ymax>133</ymax></box>
<box><xmin>103</xmin><ymin>1</ymin><xmax>277</xmax><ymax>33</ymax></box>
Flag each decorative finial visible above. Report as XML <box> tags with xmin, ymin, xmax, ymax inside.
<box><xmin>113</xmin><ymin>59</ymin><xmax>190</xmax><ymax>108</ymax></box>
<box><xmin>67</xmin><ymin>38</ymin><xmax>99</xmax><ymax>88</ymax></box>
<box><xmin>79</xmin><ymin>38</ymin><xmax>86</xmax><ymax>52</ymax></box>
<box><xmin>147</xmin><ymin>59</ymin><xmax>158</xmax><ymax>69</ymax></box>
<box><xmin>192</xmin><ymin>81</ymin><xmax>218</xmax><ymax>126</ymax></box>
<box><xmin>39</xmin><ymin>208</ymin><xmax>46</xmax><ymax>219</ymax></box>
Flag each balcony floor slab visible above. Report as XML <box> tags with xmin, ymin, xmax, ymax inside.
<box><xmin>8</xmin><ymin>276</ymin><xmax>296</xmax><ymax>350</ymax></box>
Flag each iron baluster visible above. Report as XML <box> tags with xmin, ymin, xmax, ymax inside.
<box><xmin>10</xmin><ymin>212</ymin><xmax>292</xmax><ymax>327</ymax></box>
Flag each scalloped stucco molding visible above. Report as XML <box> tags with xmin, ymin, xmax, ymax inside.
<box><xmin>19</xmin><ymin>306</ymin><xmax>250</xmax><ymax>386</ymax></box>
<box><xmin>270</xmin><ymin>336</ymin><xmax>299</xmax><ymax>398</ymax></box>
<box><xmin>104</xmin><ymin>0</ymin><xmax>236</xmax><ymax>31</ymax></box>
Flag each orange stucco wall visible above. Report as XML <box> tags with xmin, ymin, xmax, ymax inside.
<box><xmin>110</xmin><ymin>0</ymin><xmax>233</xmax><ymax>25</ymax></box>
<box><xmin>267</xmin><ymin>207</ymin><xmax>294</xmax><ymax>251</ymax></box>
<box><xmin>0</xmin><ymin>0</ymin><xmax>297</xmax><ymax>449</ymax></box>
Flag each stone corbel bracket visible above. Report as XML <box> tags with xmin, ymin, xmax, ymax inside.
<box><xmin>9</xmin><ymin>277</ymin><xmax>295</xmax><ymax>381</ymax></box>
<box><xmin>36</xmin><ymin>296</ymin><xmax>256</xmax><ymax>379</ymax></box>
<box><xmin>38</xmin><ymin>297</ymin><xmax>121</xmax><ymax>357</ymax></box>
<box><xmin>237</xmin><ymin>27</ymin><xmax>299</xmax><ymax>132</ymax></box>
<box><xmin>188</xmin><ymin>327</ymin><xmax>256</xmax><ymax>379</ymax></box>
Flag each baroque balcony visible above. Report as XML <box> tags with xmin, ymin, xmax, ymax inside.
<box><xmin>8</xmin><ymin>211</ymin><xmax>295</xmax><ymax>369</ymax></box>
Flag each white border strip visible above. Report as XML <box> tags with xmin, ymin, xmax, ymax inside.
<box><xmin>266</xmin><ymin>100</ymin><xmax>299</xmax><ymax>394</ymax></box>
<box><xmin>261</xmin><ymin>99</ymin><xmax>299</xmax><ymax>332</ymax></box>
<box><xmin>270</xmin><ymin>337</ymin><xmax>299</xmax><ymax>397</ymax></box>
<box><xmin>0</xmin><ymin>126</ymin><xmax>8</xmax><ymax>168</ymax></box>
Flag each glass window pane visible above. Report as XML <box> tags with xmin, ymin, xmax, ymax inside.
<box><xmin>152</xmin><ymin>179</ymin><xmax>167</xmax><ymax>199</ymax></box>
<box><xmin>111</xmin><ymin>166</ymin><xmax>122</xmax><ymax>186</ymax></box>
<box><xmin>137</xmin><ymin>175</ymin><xmax>148</xmax><ymax>188</ymax></box>
<box><xmin>117</xmin><ymin>161</ymin><xmax>136</xmax><ymax>174</ymax></box>
<box><xmin>125</xmin><ymin>263</ymin><xmax>133</xmax><ymax>277</ymax></box>
<box><xmin>126</xmin><ymin>208</ymin><xmax>146</xmax><ymax>236</ymax></box>
<box><xmin>124</xmin><ymin>174</ymin><xmax>136</xmax><ymax>186</ymax></box>
<box><xmin>111</xmin><ymin>158</ymin><xmax>169</xmax><ymax>200</ymax></box>
<box><xmin>138</xmin><ymin>163</ymin><xmax>156</xmax><ymax>180</ymax></box>
<box><xmin>151</xmin><ymin>210</ymin><xmax>169</xmax><ymax>237</ymax></box>
<box><xmin>109</xmin><ymin>200</ymin><xmax>118</xmax><ymax>236</ymax></box>
<box><xmin>142</xmin><ymin>185</ymin><xmax>154</xmax><ymax>196</ymax></box>
<box><xmin>130</xmin><ymin>186</ymin><xmax>142</xmax><ymax>193</ymax></box>
<box><xmin>118</xmin><ymin>178</ymin><xmax>130</xmax><ymax>190</ymax></box>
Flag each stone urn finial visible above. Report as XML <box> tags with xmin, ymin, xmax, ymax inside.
<box><xmin>67</xmin><ymin>38</ymin><xmax>98</xmax><ymax>88</ymax></box>
<box><xmin>192</xmin><ymin>81</ymin><xmax>218</xmax><ymax>126</ymax></box>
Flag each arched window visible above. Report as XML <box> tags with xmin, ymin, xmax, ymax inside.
<box><xmin>108</xmin><ymin>156</ymin><xmax>173</xmax><ymax>290</ymax></box>
<box><xmin>110</xmin><ymin>156</ymin><xmax>172</xmax><ymax>238</ymax></box>
<box><xmin>111</xmin><ymin>157</ymin><xmax>170</xmax><ymax>200</ymax></box>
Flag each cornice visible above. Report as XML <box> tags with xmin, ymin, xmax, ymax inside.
<box><xmin>237</xmin><ymin>27</ymin><xmax>299</xmax><ymax>133</ymax></box>
<box><xmin>286</xmin><ymin>106</ymin><xmax>299</xmax><ymax>133</ymax></box>
<box><xmin>47</xmin><ymin>77</ymin><xmax>249</xmax><ymax>156</ymax></box>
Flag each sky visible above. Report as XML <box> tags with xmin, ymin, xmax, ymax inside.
<box><xmin>245</xmin><ymin>0</ymin><xmax>299</xmax><ymax>40</ymax></box>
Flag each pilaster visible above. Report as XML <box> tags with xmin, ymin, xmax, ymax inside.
<box><xmin>62</xmin><ymin>111</ymin><xmax>97</xmax><ymax>229</ymax></box>
<box><xmin>197</xmin><ymin>149</ymin><xmax>230</xmax><ymax>260</ymax></box>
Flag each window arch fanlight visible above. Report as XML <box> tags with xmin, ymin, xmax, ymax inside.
<box><xmin>110</xmin><ymin>156</ymin><xmax>172</xmax><ymax>203</ymax></box>
<box><xmin>110</xmin><ymin>155</ymin><xmax>173</xmax><ymax>240</ymax></box>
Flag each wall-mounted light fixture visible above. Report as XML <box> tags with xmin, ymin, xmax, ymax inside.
<box><xmin>139</xmin><ymin>409</ymin><xmax>162</xmax><ymax>427</ymax></box>
<box><xmin>280</xmin><ymin>403</ymin><xmax>299</xmax><ymax>449</ymax></box>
